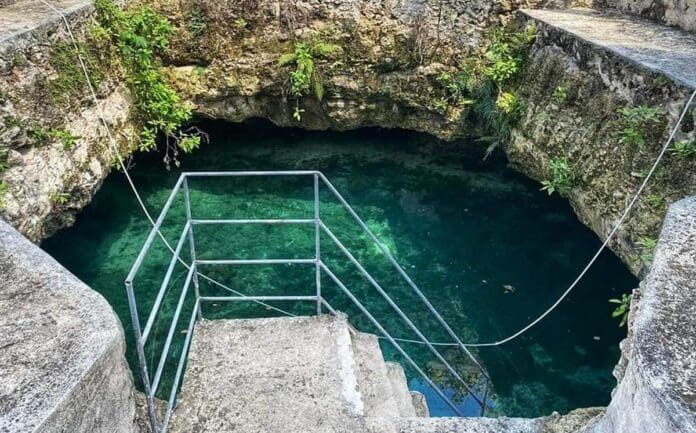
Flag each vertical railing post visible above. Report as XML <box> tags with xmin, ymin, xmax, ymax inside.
<box><xmin>314</xmin><ymin>173</ymin><xmax>321</xmax><ymax>315</ymax></box>
<box><xmin>125</xmin><ymin>280</ymin><xmax>160</xmax><ymax>432</ymax></box>
<box><xmin>183</xmin><ymin>176</ymin><xmax>202</xmax><ymax>320</ymax></box>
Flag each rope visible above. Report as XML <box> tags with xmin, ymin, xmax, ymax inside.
<box><xmin>41</xmin><ymin>0</ymin><xmax>696</xmax><ymax>349</ymax></box>
<box><xmin>464</xmin><ymin>89</ymin><xmax>696</xmax><ymax>347</ymax></box>
<box><xmin>39</xmin><ymin>0</ymin><xmax>296</xmax><ymax>319</ymax></box>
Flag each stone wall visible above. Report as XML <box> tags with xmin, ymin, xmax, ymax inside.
<box><xmin>0</xmin><ymin>219</ymin><xmax>137</xmax><ymax>433</ymax></box>
<box><xmin>605</xmin><ymin>0</ymin><xmax>696</xmax><ymax>32</ymax></box>
<box><xmin>510</xmin><ymin>10</ymin><xmax>695</xmax><ymax>275</ymax></box>
<box><xmin>580</xmin><ymin>196</ymin><xmax>696</xmax><ymax>433</ymax></box>
<box><xmin>0</xmin><ymin>0</ymin><xmax>134</xmax><ymax>242</ymax></box>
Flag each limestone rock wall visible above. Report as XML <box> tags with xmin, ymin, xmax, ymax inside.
<box><xmin>0</xmin><ymin>219</ymin><xmax>137</xmax><ymax>433</ymax></box>
<box><xmin>510</xmin><ymin>13</ymin><xmax>696</xmax><ymax>275</ymax></box>
<box><xmin>0</xmin><ymin>0</ymin><xmax>134</xmax><ymax>242</ymax></box>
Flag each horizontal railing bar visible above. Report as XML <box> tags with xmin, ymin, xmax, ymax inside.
<box><xmin>319</xmin><ymin>262</ymin><xmax>464</xmax><ymax>417</ymax></box>
<box><xmin>126</xmin><ymin>174</ymin><xmax>186</xmax><ymax>284</ymax></box>
<box><xmin>196</xmin><ymin>259</ymin><xmax>316</xmax><ymax>265</ymax></box>
<box><xmin>150</xmin><ymin>265</ymin><xmax>195</xmax><ymax>396</ymax></box>
<box><xmin>161</xmin><ymin>301</ymin><xmax>199</xmax><ymax>433</ymax></box>
<box><xmin>319</xmin><ymin>223</ymin><xmax>483</xmax><ymax>406</ymax></box>
<box><xmin>200</xmin><ymin>295</ymin><xmax>318</xmax><ymax>302</ymax></box>
<box><xmin>141</xmin><ymin>221</ymin><xmax>191</xmax><ymax>345</ymax></box>
<box><xmin>317</xmin><ymin>172</ymin><xmax>488</xmax><ymax>378</ymax></box>
<box><xmin>182</xmin><ymin>170</ymin><xmax>319</xmax><ymax>177</ymax></box>
<box><xmin>191</xmin><ymin>218</ymin><xmax>315</xmax><ymax>225</ymax></box>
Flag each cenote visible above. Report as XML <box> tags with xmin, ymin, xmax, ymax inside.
<box><xmin>42</xmin><ymin>119</ymin><xmax>636</xmax><ymax>418</ymax></box>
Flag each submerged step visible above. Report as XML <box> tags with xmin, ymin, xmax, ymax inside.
<box><xmin>169</xmin><ymin>315</ymin><xmax>367</xmax><ymax>433</ymax></box>
<box><xmin>520</xmin><ymin>8</ymin><xmax>696</xmax><ymax>90</ymax></box>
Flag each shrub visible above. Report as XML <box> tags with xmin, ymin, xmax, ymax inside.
<box><xmin>637</xmin><ymin>236</ymin><xmax>657</xmax><ymax>262</ymax></box>
<box><xmin>552</xmin><ymin>85</ymin><xmax>567</xmax><ymax>104</ymax></box>
<box><xmin>541</xmin><ymin>157</ymin><xmax>574</xmax><ymax>196</ymax></box>
<box><xmin>94</xmin><ymin>0</ymin><xmax>201</xmax><ymax>155</ymax></box>
<box><xmin>49</xmin><ymin>191</ymin><xmax>70</xmax><ymax>205</ymax></box>
<box><xmin>609</xmin><ymin>293</ymin><xmax>631</xmax><ymax>327</ymax></box>
<box><xmin>278</xmin><ymin>39</ymin><xmax>343</xmax><ymax>121</ymax></box>
<box><xmin>618</xmin><ymin>105</ymin><xmax>661</xmax><ymax>149</ymax></box>
<box><xmin>496</xmin><ymin>91</ymin><xmax>521</xmax><ymax>115</ymax></box>
<box><xmin>0</xmin><ymin>180</ymin><xmax>8</xmax><ymax>209</ymax></box>
<box><xmin>669</xmin><ymin>139</ymin><xmax>695</xmax><ymax>159</ymax></box>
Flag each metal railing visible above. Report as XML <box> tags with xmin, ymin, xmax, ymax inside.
<box><xmin>125</xmin><ymin>171</ymin><xmax>491</xmax><ymax>433</ymax></box>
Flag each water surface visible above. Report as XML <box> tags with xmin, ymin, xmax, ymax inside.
<box><xmin>42</xmin><ymin>120</ymin><xmax>636</xmax><ymax>417</ymax></box>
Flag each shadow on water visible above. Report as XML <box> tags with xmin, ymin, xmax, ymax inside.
<box><xmin>41</xmin><ymin>119</ymin><xmax>637</xmax><ymax>418</ymax></box>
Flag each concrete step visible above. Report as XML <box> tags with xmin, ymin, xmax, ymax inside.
<box><xmin>368</xmin><ymin>416</ymin><xmax>544</xmax><ymax>433</ymax></box>
<box><xmin>169</xmin><ymin>315</ymin><xmax>367</xmax><ymax>433</ymax></box>
<box><xmin>410</xmin><ymin>392</ymin><xmax>429</xmax><ymax>417</ymax></box>
<box><xmin>350</xmin><ymin>331</ymin><xmax>401</xmax><ymax>418</ymax></box>
<box><xmin>384</xmin><ymin>362</ymin><xmax>418</xmax><ymax>417</ymax></box>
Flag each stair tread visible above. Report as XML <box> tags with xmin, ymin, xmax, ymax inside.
<box><xmin>169</xmin><ymin>315</ymin><xmax>367</xmax><ymax>433</ymax></box>
<box><xmin>351</xmin><ymin>331</ymin><xmax>401</xmax><ymax>418</ymax></box>
<box><xmin>385</xmin><ymin>362</ymin><xmax>417</xmax><ymax>417</ymax></box>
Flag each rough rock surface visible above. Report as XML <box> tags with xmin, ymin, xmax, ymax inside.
<box><xmin>581</xmin><ymin>196</ymin><xmax>696</xmax><ymax>433</ymax></box>
<box><xmin>512</xmin><ymin>8</ymin><xmax>696</xmax><ymax>275</ymax></box>
<box><xmin>0</xmin><ymin>219</ymin><xmax>137</xmax><ymax>433</ymax></box>
<box><xmin>0</xmin><ymin>0</ymin><xmax>134</xmax><ymax>241</ymax></box>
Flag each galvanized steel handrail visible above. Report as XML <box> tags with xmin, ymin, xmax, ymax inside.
<box><xmin>125</xmin><ymin>170</ymin><xmax>490</xmax><ymax>433</ymax></box>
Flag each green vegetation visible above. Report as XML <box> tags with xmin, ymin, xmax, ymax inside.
<box><xmin>185</xmin><ymin>6</ymin><xmax>208</xmax><ymax>37</ymax></box>
<box><xmin>541</xmin><ymin>157</ymin><xmax>574</xmax><ymax>196</ymax></box>
<box><xmin>48</xmin><ymin>40</ymin><xmax>104</xmax><ymax>105</ymax></box>
<box><xmin>435</xmin><ymin>24</ymin><xmax>536</xmax><ymax>155</ymax></box>
<box><xmin>637</xmin><ymin>236</ymin><xmax>657</xmax><ymax>263</ymax></box>
<box><xmin>496</xmin><ymin>91</ymin><xmax>522</xmax><ymax>115</ymax></box>
<box><xmin>618</xmin><ymin>105</ymin><xmax>660</xmax><ymax>149</ymax></box>
<box><xmin>94</xmin><ymin>0</ymin><xmax>201</xmax><ymax>154</ymax></box>
<box><xmin>0</xmin><ymin>180</ymin><xmax>8</xmax><ymax>209</ymax></box>
<box><xmin>278</xmin><ymin>39</ymin><xmax>343</xmax><ymax>121</ymax></box>
<box><xmin>49</xmin><ymin>191</ymin><xmax>70</xmax><ymax>205</ymax></box>
<box><xmin>27</xmin><ymin>126</ymin><xmax>80</xmax><ymax>150</ymax></box>
<box><xmin>645</xmin><ymin>193</ymin><xmax>664</xmax><ymax>209</ymax></box>
<box><xmin>552</xmin><ymin>85</ymin><xmax>567</xmax><ymax>104</ymax></box>
<box><xmin>609</xmin><ymin>293</ymin><xmax>632</xmax><ymax>327</ymax></box>
<box><xmin>670</xmin><ymin>139</ymin><xmax>696</xmax><ymax>159</ymax></box>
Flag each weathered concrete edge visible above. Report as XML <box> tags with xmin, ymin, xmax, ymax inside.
<box><xmin>0</xmin><ymin>218</ymin><xmax>137</xmax><ymax>433</ymax></box>
<box><xmin>0</xmin><ymin>1</ymin><xmax>94</xmax><ymax>47</ymax></box>
<box><xmin>519</xmin><ymin>8</ymin><xmax>696</xmax><ymax>91</ymax></box>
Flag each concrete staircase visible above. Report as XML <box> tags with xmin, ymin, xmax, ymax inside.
<box><xmin>168</xmin><ymin>314</ymin><xmax>430</xmax><ymax>433</ymax></box>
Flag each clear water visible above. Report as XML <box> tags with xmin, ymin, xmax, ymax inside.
<box><xmin>42</xmin><ymin>119</ymin><xmax>636</xmax><ymax>418</ymax></box>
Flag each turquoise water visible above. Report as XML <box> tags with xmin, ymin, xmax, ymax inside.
<box><xmin>42</xmin><ymin>120</ymin><xmax>636</xmax><ymax>418</ymax></box>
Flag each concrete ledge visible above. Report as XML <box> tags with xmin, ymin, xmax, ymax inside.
<box><xmin>521</xmin><ymin>8</ymin><xmax>696</xmax><ymax>90</ymax></box>
<box><xmin>0</xmin><ymin>219</ymin><xmax>136</xmax><ymax>433</ymax></box>
<box><xmin>584</xmin><ymin>196</ymin><xmax>696</xmax><ymax>433</ymax></box>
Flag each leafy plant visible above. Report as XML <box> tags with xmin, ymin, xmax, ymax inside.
<box><xmin>552</xmin><ymin>85</ymin><xmax>567</xmax><ymax>104</ymax></box>
<box><xmin>278</xmin><ymin>39</ymin><xmax>343</xmax><ymax>121</ymax></box>
<box><xmin>48</xmin><ymin>40</ymin><xmax>104</xmax><ymax>105</ymax></box>
<box><xmin>49</xmin><ymin>191</ymin><xmax>70</xmax><ymax>205</ymax></box>
<box><xmin>609</xmin><ymin>293</ymin><xmax>632</xmax><ymax>327</ymax></box>
<box><xmin>669</xmin><ymin>139</ymin><xmax>696</xmax><ymax>159</ymax></box>
<box><xmin>185</xmin><ymin>6</ymin><xmax>208</xmax><ymax>37</ymax></box>
<box><xmin>541</xmin><ymin>157</ymin><xmax>574</xmax><ymax>196</ymax></box>
<box><xmin>234</xmin><ymin>17</ymin><xmax>247</xmax><ymax>31</ymax></box>
<box><xmin>637</xmin><ymin>236</ymin><xmax>657</xmax><ymax>263</ymax></box>
<box><xmin>496</xmin><ymin>91</ymin><xmax>521</xmax><ymax>115</ymax></box>
<box><xmin>0</xmin><ymin>180</ymin><xmax>8</xmax><ymax>208</ymax></box>
<box><xmin>27</xmin><ymin>127</ymin><xmax>79</xmax><ymax>149</ymax></box>
<box><xmin>618</xmin><ymin>105</ymin><xmax>661</xmax><ymax>149</ymax></box>
<box><xmin>94</xmin><ymin>0</ymin><xmax>201</xmax><ymax>156</ymax></box>
<box><xmin>645</xmin><ymin>193</ymin><xmax>664</xmax><ymax>209</ymax></box>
